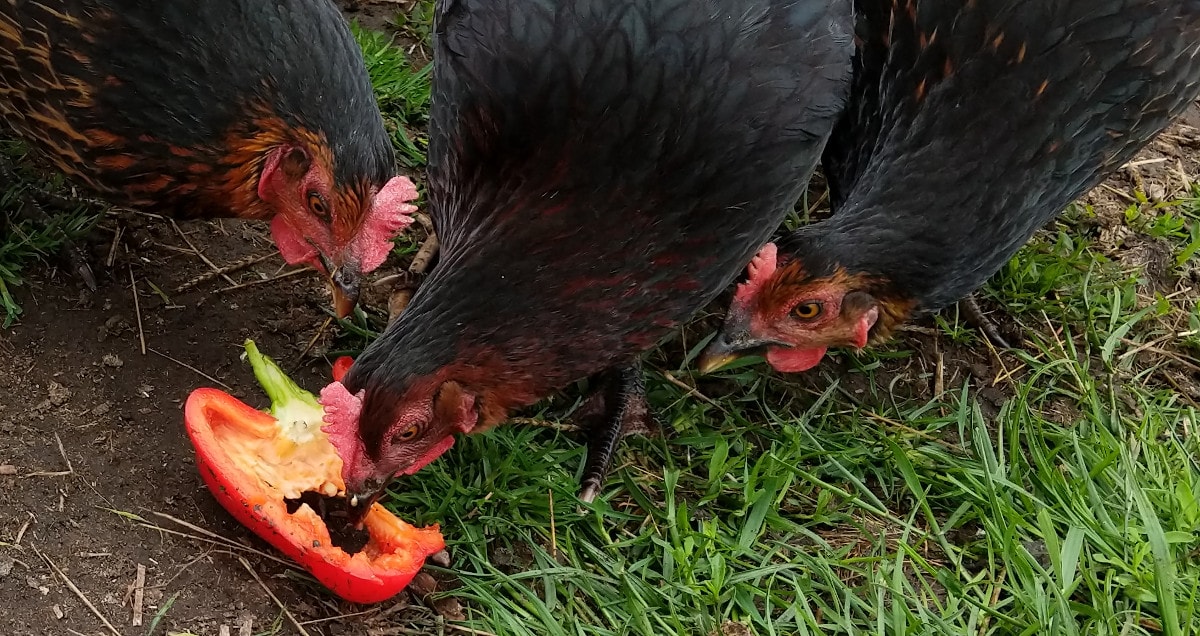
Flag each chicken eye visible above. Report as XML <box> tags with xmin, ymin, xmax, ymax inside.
<box><xmin>307</xmin><ymin>191</ymin><xmax>330</xmax><ymax>222</ymax></box>
<box><xmin>792</xmin><ymin>302</ymin><xmax>823</xmax><ymax>320</ymax></box>
<box><xmin>392</xmin><ymin>424</ymin><xmax>420</xmax><ymax>444</ymax></box>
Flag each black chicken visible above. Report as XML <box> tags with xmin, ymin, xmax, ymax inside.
<box><xmin>318</xmin><ymin>0</ymin><xmax>855</xmax><ymax>510</ymax></box>
<box><xmin>700</xmin><ymin>0</ymin><xmax>1200</xmax><ymax>374</ymax></box>
<box><xmin>0</xmin><ymin>0</ymin><xmax>417</xmax><ymax>315</ymax></box>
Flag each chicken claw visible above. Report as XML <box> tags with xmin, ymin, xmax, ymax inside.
<box><xmin>957</xmin><ymin>294</ymin><xmax>1014</xmax><ymax>350</ymax></box>
<box><xmin>576</xmin><ymin>360</ymin><xmax>658</xmax><ymax>504</ymax></box>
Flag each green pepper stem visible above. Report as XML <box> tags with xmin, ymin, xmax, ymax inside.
<box><xmin>244</xmin><ymin>339</ymin><xmax>322</xmax><ymax>417</ymax></box>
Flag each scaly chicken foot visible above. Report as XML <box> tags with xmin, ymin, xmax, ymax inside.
<box><xmin>386</xmin><ymin>228</ymin><xmax>439</xmax><ymax>322</ymax></box>
<box><xmin>957</xmin><ymin>294</ymin><xmax>1013</xmax><ymax>349</ymax></box>
<box><xmin>576</xmin><ymin>361</ymin><xmax>658</xmax><ymax>504</ymax></box>
<box><xmin>386</xmin><ymin>269</ymin><xmax>429</xmax><ymax>323</ymax></box>
<box><xmin>0</xmin><ymin>163</ymin><xmax>98</xmax><ymax>291</ymax></box>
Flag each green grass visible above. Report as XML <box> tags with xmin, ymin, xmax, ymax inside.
<box><xmin>365</xmin><ymin>195</ymin><xmax>1200</xmax><ymax>635</ymax></box>
<box><xmin>0</xmin><ymin>14</ymin><xmax>1195</xmax><ymax>635</ymax></box>
<box><xmin>379</xmin><ymin>300</ymin><xmax>1200</xmax><ymax>634</ymax></box>
<box><xmin>351</xmin><ymin>22</ymin><xmax>432</xmax><ymax>170</ymax></box>
<box><xmin>350</xmin><ymin>21</ymin><xmax>432</xmax><ymax>263</ymax></box>
<box><xmin>0</xmin><ymin>141</ymin><xmax>101</xmax><ymax>326</ymax></box>
<box><xmin>341</xmin><ymin>20</ymin><xmax>1200</xmax><ymax>636</ymax></box>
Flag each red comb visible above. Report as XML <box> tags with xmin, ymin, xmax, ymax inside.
<box><xmin>732</xmin><ymin>242</ymin><xmax>779</xmax><ymax>307</ymax></box>
<box><xmin>318</xmin><ymin>380</ymin><xmax>365</xmax><ymax>464</ymax></box>
<box><xmin>357</xmin><ymin>176</ymin><xmax>419</xmax><ymax>273</ymax></box>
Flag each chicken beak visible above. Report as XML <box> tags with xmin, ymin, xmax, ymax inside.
<box><xmin>331</xmin><ymin>266</ymin><xmax>361</xmax><ymax>319</ymax></box>
<box><xmin>697</xmin><ymin>339</ymin><xmax>745</xmax><ymax>374</ymax></box>
<box><xmin>697</xmin><ymin>330</ymin><xmax>760</xmax><ymax>373</ymax></box>
<box><xmin>700</xmin><ymin>321</ymin><xmax>782</xmax><ymax>372</ymax></box>
<box><xmin>345</xmin><ymin>485</ymin><xmax>386</xmax><ymax>528</ymax></box>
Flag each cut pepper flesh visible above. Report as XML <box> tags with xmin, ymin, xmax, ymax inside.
<box><xmin>183</xmin><ymin>342</ymin><xmax>443</xmax><ymax>604</ymax></box>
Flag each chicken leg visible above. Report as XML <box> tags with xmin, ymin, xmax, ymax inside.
<box><xmin>957</xmin><ymin>293</ymin><xmax>1013</xmax><ymax>349</ymax></box>
<box><xmin>386</xmin><ymin>269</ymin><xmax>429</xmax><ymax>322</ymax></box>
<box><xmin>0</xmin><ymin>163</ymin><xmax>97</xmax><ymax>291</ymax></box>
<box><xmin>575</xmin><ymin>360</ymin><xmax>658</xmax><ymax>504</ymax></box>
<box><xmin>386</xmin><ymin>216</ymin><xmax>438</xmax><ymax>321</ymax></box>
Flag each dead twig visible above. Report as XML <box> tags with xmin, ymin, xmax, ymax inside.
<box><xmin>105</xmin><ymin>225</ymin><xmax>123</xmax><ymax>268</ymax></box>
<box><xmin>1098</xmin><ymin>182</ymin><xmax>1138</xmax><ymax>203</ymax></box>
<box><xmin>1119</xmin><ymin>338</ymin><xmax>1200</xmax><ymax>373</ymax></box>
<box><xmin>54</xmin><ymin>432</ymin><xmax>73</xmax><ymax>475</ymax></box>
<box><xmin>170</xmin><ymin>219</ymin><xmax>237</xmax><ymax>286</ymax></box>
<box><xmin>977</xmin><ymin>567</ymin><xmax>1007</xmax><ymax>635</ymax></box>
<box><xmin>1163</xmin><ymin>373</ymin><xmax>1200</xmax><ymax>411</ymax></box>
<box><xmin>144</xmin><ymin>511</ymin><xmax>296</xmax><ymax>569</ymax></box>
<box><xmin>296</xmin><ymin>317</ymin><xmax>333</xmax><ymax>361</ymax></box>
<box><xmin>508</xmin><ymin>417</ymin><xmax>579</xmax><ymax>433</ymax></box>
<box><xmin>215</xmin><ymin>268</ymin><xmax>313</xmax><ymax>294</ymax></box>
<box><xmin>446</xmin><ymin>625</ymin><xmax>499</xmax><ymax>636</ymax></box>
<box><xmin>130</xmin><ymin>266</ymin><xmax>146</xmax><ymax>355</ymax></box>
<box><xmin>14</xmin><ymin>513</ymin><xmax>33</xmax><ymax>545</ymax></box>
<box><xmin>933</xmin><ymin>351</ymin><xmax>945</xmax><ymax>398</ymax></box>
<box><xmin>1123</xmin><ymin>157</ymin><xmax>1168</xmax><ymax>170</ymax></box>
<box><xmin>297</xmin><ymin>608</ymin><xmax>381</xmax><ymax>626</ymax></box>
<box><xmin>238</xmin><ymin>556</ymin><xmax>312</xmax><ymax>636</ymax></box>
<box><xmin>131</xmin><ymin>564</ymin><xmax>146</xmax><ymax>627</ymax></box>
<box><xmin>548</xmin><ymin>488</ymin><xmax>558</xmax><ymax>560</ymax></box>
<box><xmin>33</xmin><ymin>545</ymin><xmax>122</xmax><ymax>636</ymax></box>
<box><xmin>175</xmin><ymin>252</ymin><xmax>277</xmax><ymax>292</ymax></box>
<box><xmin>147</xmin><ymin>348</ymin><xmax>232</xmax><ymax>391</ymax></box>
<box><xmin>662</xmin><ymin>370</ymin><xmax>729</xmax><ymax>415</ymax></box>
<box><xmin>1119</xmin><ymin>333</ymin><xmax>1176</xmax><ymax>361</ymax></box>
<box><xmin>371</xmin><ymin>272</ymin><xmax>407</xmax><ymax>288</ymax></box>
<box><xmin>23</xmin><ymin>433</ymin><xmax>74</xmax><ymax>478</ymax></box>
<box><xmin>861</xmin><ymin>412</ymin><xmax>965</xmax><ymax>454</ymax></box>
<box><xmin>990</xmin><ymin>360</ymin><xmax>1028</xmax><ymax>388</ymax></box>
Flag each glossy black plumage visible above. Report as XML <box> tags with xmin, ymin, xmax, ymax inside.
<box><xmin>340</xmin><ymin>0</ymin><xmax>854</xmax><ymax>474</ymax></box>
<box><xmin>789</xmin><ymin>0</ymin><xmax>1200</xmax><ymax>315</ymax></box>
<box><xmin>0</xmin><ymin>0</ymin><xmax>393</xmax><ymax>217</ymax></box>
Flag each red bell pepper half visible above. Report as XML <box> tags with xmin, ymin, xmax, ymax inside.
<box><xmin>183</xmin><ymin>341</ymin><xmax>444</xmax><ymax>604</ymax></box>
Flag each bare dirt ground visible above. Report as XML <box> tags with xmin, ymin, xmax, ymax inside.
<box><xmin>0</xmin><ymin>212</ymin><xmax>423</xmax><ymax>635</ymax></box>
<box><xmin>1</xmin><ymin>0</ymin><xmax>1199</xmax><ymax>632</ymax></box>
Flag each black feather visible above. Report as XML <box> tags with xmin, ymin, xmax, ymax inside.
<box><xmin>0</xmin><ymin>0</ymin><xmax>394</xmax><ymax>199</ymax></box>
<box><xmin>346</xmin><ymin>0</ymin><xmax>855</xmax><ymax>446</ymax></box>
<box><xmin>801</xmin><ymin>0</ymin><xmax>1200</xmax><ymax>311</ymax></box>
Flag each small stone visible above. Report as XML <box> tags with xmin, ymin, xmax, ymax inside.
<box><xmin>432</xmin><ymin>596</ymin><xmax>465</xmax><ymax>621</ymax></box>
<box><xmin>408</xmin><ymin>572</ymin><xmax>438</xmax><ymax>600</ymax></box>
<box><xmin>97</xmin><ymin>316</ymin><xmax>134</xmax><ymax>342</ymax></box>
<box><xmin>26</xmin><ymin>575</ymin><xmax>49</xmax><ymax>595</ymax></box>
<box><xmin>47</xmin><ymin>382</ymin><xmax>71</xmax><ymax>407</ymax></box>
<box><xmin>0</xmin><ymin>465</ymin><xmax>15</xmax><ymax>476</ymax></box>
<box><xmin>90</xmin><ymin>402</ymin><xmax>112</xmax><ymax>417</ymax></box>
<box><xmin>0</xmin><ymin>555</ymin><xmax>14</xmax><ymax>577</ymax></box>
<box><xmin>101</xmin><ymin>354</ymin><xmax>123</xmax><ymax>368</ymax></box>
<box><xmin>52</xmin><ymin>605</ymin><xmax>64</xmax><ymax>620</ymax></box>
<box><xmin>428</xmin><ymin>549</ymin><xmax>451</xmax><ymax>568</ymax></box>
